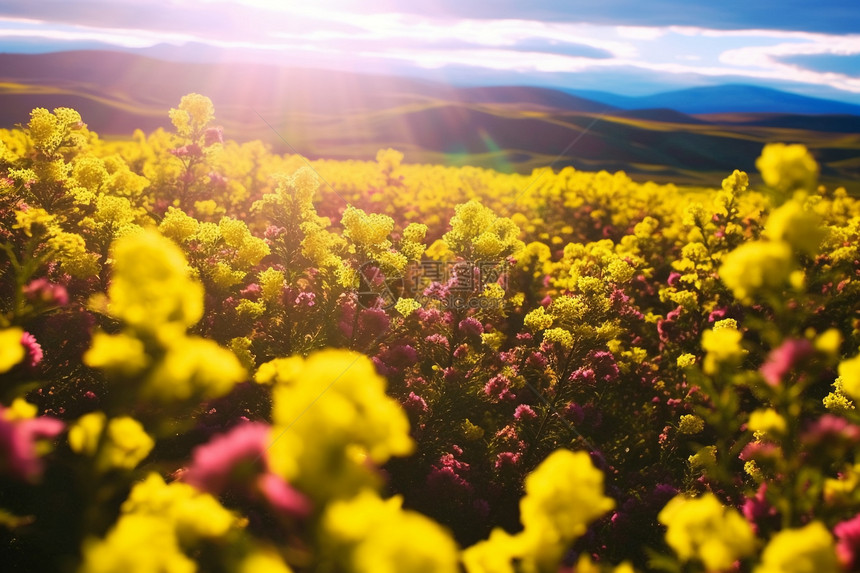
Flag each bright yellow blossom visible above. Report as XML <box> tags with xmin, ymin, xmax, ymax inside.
<box><xmin>754</xmin><ymin>522</ymin><xmax>837</xmax><ymax>573</ymax></box>
<box><xmin>659</xmin><ymin>493</ymin><xmax>756</xmax><ymax>571</ymax></box>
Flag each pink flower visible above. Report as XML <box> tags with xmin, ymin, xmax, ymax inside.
<box><xmin>240</xmin><ymin>283</ymin><xmax>262</xmax><ymax>300</ymax></box>
<box><xmin>0</xmin><ymin>405</ymin><xmax>63</xmax><ymax>482</ymax></box>
<box><xmin>357</xmin><ymin>308</ymin><xmax>390</xmax><ymax>339</ymax></box>
<box><xmin>742</xmin><ymin>483</ymin><xmax>778</xmax><ymax>534</ymax></box>
<box><xmin>379</xmin><ymin>344</ymin><xmax>418</xmax><ymax>369</ymax></box>
<box><xmin>256</xmin><ymin>472</ymin><xmax>311</xmax><ymax>516</ymax></box>
<box><xmin>424</xmin><ymin>333</ymin><xmax>450</xmax><ymax>350</ymax></box>
<box><xmin>264</xmin><ymin>225</ymin><xmax>286</xmax><ymax>241</ymax></box>
<box><xmin>835</xmin><ymin>514</ymin><xmax>860</xmax><ymax>571</ymax></box>
<box><xmin>294</xmin><ymin>292</ymin><xmax>316</xmax><ymax>307</ymax></box>
<box><xmin>204</xmin><ymin>126</ymin><xmax>224</xmax><ymax>147</ymax></box>
<box><xmin>403</xmin><ymin>392</ymin><xmax>428</xmax><ymax>415</ymax></box>
<box><xmin>184</xmin><ymin>422</ymin><xmax>310</xmax><ymax>517</ymax></box>
<box><xmin>458</xmin><ymin>317</ymin><xmax>483</xmax><ymax>338</ymax></box>
<box><xmin>208</xmin><ymin>171</ymin><xmax>227</xmax><ymax>186</ymax></box>
<box><xmin>514</xmin><ymin>404</ymin><xmax>538</xmax><ymax>421</ymax></box>
<box><xmin>20</xmin><ymin>332</ymin><xmax>43</xmax><ymax>368</ymax></box>
<box><xmin>484</xmin><ymin>375</ymin><xmax>512</xmax><ymax>402</ymax></box>
<box><xmin>495</xmin><ymin>451</ymin><xmax>520</xmax><ymax>469</ymax></box>
<box><xmin>185</xmin><ymin>423</ymin><xmax>269</xmax><ymax>493</ymax></box>
<box><xmin>24</xmin><ymin>278</ymin><xmax>68</xmax><ymax>307</ymax></box>
<box><xmin>802</xmin><ymin>414</ymin><xmax>860</xmax><ymax>447</ymax></box>
<box><xmin>427</xmin><ymin>465</ymin><xmax>472</xmax><ymax>494</ymax></box>
<box><xmin>760</xmin><ymin>339</ymin><xmax>813</xmax><ymax>386</ymax></box>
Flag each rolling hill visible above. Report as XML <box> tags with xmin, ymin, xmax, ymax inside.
<box><xmin>1</xmin><ymin>51</ymin><xmax>858</xmax><ymax>188</ymax></box>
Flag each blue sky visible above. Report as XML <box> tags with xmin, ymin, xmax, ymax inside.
<box><xmin>1</xmin><ymin>0</ymin><xmax>859</xmax><ymax>102</ymax></box>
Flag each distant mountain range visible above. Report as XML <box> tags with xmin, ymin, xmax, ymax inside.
<box><xmin>1</xmin><ymin>50</ymin><xmax>858</xmax><ymax>188</ymax></box>
<box><xmin>567</xmin><ymin>85</ymin><xmax>860</xmax><ymax>116</ymax></box>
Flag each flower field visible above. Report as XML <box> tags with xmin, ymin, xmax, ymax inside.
<box><xmin>2</xmin><ymin>93</ymin><xmax>860</xmax><ymax>572</ymax></box>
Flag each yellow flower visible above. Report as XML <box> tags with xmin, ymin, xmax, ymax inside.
<box><xmin>402</xmin><ymin>222</ymin><xmax>428</xmax><ymax>244</ymax></box>
<box><xmin>823</xmin><ymin>377</ymin><xmax>854</xmax><ymax>413</ymax></box>
<box><xmin>838</xmin><ymin>354</ymin><xmax>860</xmax><ymax>401</ymax></box>
<box><xmin>211</xmin><ymin>261</ymin><xmax>246</xmax><ymax>289</ymax></box>
<box><xmin>481</xmin><ymin>331</ymin><xmax>505</xmax><ymax>351</ymax></box>
<box><xmin>0</xmin><ymin>327</ymin><xmax>25</xmax><ymax>374</ymax></box>
<box><xmin>258</xmin><ymin>267</ymin><xmax>286</xmax><ymax>302</ymax></box>
<box><xmin>678</xmin><ymin>414</ymin><xmax>705</xmax><ymax>435</ymax></box>
<box><xmin>376</xmin><ymin>147</ymin><xmax>404</xmax><ymax>173</ymax></box>
<box><xmin>105</xmin><ymin>230</ymin><xmax>204</xmax><ymax>331</ymax></box>
<box><xmin>443</xmin><ymin>199</ymin><xmax>523</xmax><ymax>260</ymax></box>
<box><xmin>520</xmin><ymin>450</ymin><xmax>614</xmax><ymax>547</ymax></box>
<box><xmin>543</xmin><ymin>328</ymin><xmax>574</xmax><ymax>350</ymax></box>
<box><xmin>169</xmin><ymin>93</ymin><xmax>214</xmax><ymax>138</ymax></box>
<box><xmin>764</xmin><ymin>199</ymin><xmax>825</xmax><ymax>255</ymax></box>
<box><xmin>523</xmin><ymin>307</ymin><xmax>553</xmax><ymax>331</ymax></box>
<box><xmin>159</xmin><ymin>207</ymin><xmax>199</xmax><ymax>243</ymax></box>
<box><xmin>69</xmin><ymin>412</ymin><xmax>107</xmax><ymax>457</ymax></box>
<box><xmin>341</xmin><ymin>205</ymin><xmax>394</xmax><ymax>248</ymax></box>
<box><xmin>3</xmin><ymin>398</ymin><xmax>37</xmax><ymax>421</ymax></box>
<box><xmin>754</xmin><ymin>522</ymin><xmax>837</xmax><ymax>573</ymax></box>
<box><xmin>84</xmin><ymin>332</ymin><xmax>149</xmax><ymax>377</ymax></box>
<box><xmin>121</xmin><ymin>473</ymin><xmax>237</xmax><ymax>543</ymax></box>
<box><xmin>719</xmin><ymin>240</ymin><xmax>794</xmax><ymax>303</ymax></box>
<box><xmin>659</xmin><ymin>493</ymin><xmax>756</xmax><ymax>572</ymax></box>
<box><xmin>69</xmin><ymin>414</ymin><xmax>154</xmax><ymax>471</ymax></box>
<box><xmin>676</xmin><ymin>353</ymin><xmax>697</xmax><ymax>369</ymax></box>
<box><xmin>144</xmin><ymin>336</ymin><xmax>245</xmax><ymax>402</ymax></box>
<box><xmin>756</xmin><ymin>143</ymin><xmax>818</xmax><ymax>194</ymax></box>
<box><xmin>324</xmin><ymin>490</ymin><xmax>459</xmax><ymax>573</ymax></box>
<box><xmin>219</xmin><ymin>216</ymin><xmax>250</xmax><ymax>249</ymax></box>
<box><xmin>236</xmin><ymin>544</ymin><xmax>294</xmax><ymax>573</ymax></box>
<box><xmin>748</xmin><ymin>409</ymin><xmax>787</xmax><ymax>437</ymax></box>
<box><xmin>47</xmin><ymin>231</ymin><xmax>100</xmax><ymax>278</ymax></box>
<box><xmin>79</xmin><ymin>514</ymin><xmax>195</xmax><ymax>573</ymax></box>
<box><xmin>101</xmin><ymin>417</ymin><xmax>155</xmax><ymax>471</ymax></box>
<box><xmin>462</xmin><ymin>527</ymin><xmax>522</xmax><ymax>573</ymax></box>
<box><xmin>689</xmin><ymin>445</ymin><xmax>717</xmax><ymax>470</ymax></box>
<box><xmin>722</xmin><ymin>169</ymin><xmax>749</xmax><ymax>194</ymax></box>
<box><xmin>394</xmin><ymin>297</ymin><xmax>422</xmax><ymax>317</ymax></box>
<box><xmin>701</xmin><ymin>326</ymin><xmax>746</xmax><ymax>375</ymax></box>
<box><xmin>267</xmin><ymin>350</ymin><xmax>413</xmax><ymax>502</ymax></box>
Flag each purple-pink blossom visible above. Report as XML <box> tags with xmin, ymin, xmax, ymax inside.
<box><xmin>184</xmin><ymin>422</ymin><xmax>310</xmax><ymax>517</ymax></box>
<box><xmin>760</xmin><ymin>338</ymin><xmax>813</xmax><ymax>386</ymax></box>
<box><xmin>0</xmin><ymin>404</ymin><xmax>63</xmax><ymax>482</ymax></box>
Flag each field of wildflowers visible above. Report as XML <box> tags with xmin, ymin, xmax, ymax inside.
<box><xmin>2</xmin><ymin>93</ymin><xmax>860</xmax><ymax>572</ymax></box>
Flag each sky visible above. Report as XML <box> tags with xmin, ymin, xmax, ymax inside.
<box><xmin>1</xmin><ymin>0</ymin><xmax>859</xmax><ymax>102</ymax></box>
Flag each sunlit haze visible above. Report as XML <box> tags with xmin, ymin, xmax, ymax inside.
<box><xmin>1</xmin><ymin>0</ymin><xmax>859</xmax><ymax>102</ymax></box>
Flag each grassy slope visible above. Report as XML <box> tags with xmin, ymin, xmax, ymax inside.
<box><xmin>1</xmin><ymin>61</ymin><xmax>858</xmax><ymax>190</ymax></box>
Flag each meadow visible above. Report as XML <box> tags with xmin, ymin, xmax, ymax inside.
<box><xmin>1</xmin><ymin>93</ymin><xmax>860</xmax><ymax>572</ymax></box>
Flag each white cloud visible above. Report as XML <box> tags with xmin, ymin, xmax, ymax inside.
<box><xmin>1</xmin><ymin>5</ymin><xmax>859</xmax><ymax>98</ymax></box>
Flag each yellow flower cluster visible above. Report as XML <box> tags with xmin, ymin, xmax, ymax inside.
<box><xmin>68</xmin><ymin>412</ymin><xmax>154</xmax><ymax>472</ymax></box>
<box><xmin>701</xmin><ymin>321</ymin><xmax>747</xmax><ymax>375</ymax></box>
<box><xmin>754</xmin><ymin>522</ymin><xmax>837</xmax><ymax>573</ymax></box>
<box><xmin>0</xmin><ymin>327</ymin><xmax>25</xmax><ymax>373</ymax></box>
<box><xmin>838</xmin><ymin>353</ymin><xmax>860</xmax><ymax>401</ymax></box>
<box><xmin>80</xmin><ymin>473</ymin><xmax>241</xmax><ymax>573</ymax></box>
<box><xmin>258</xmin><ymin>349</ymin><xmax>413</xmax><ymax>502</ymax></box>
<box><xmin>659</xmin><ymin>493</ymin><xmax>756</xmax><ymax>571</ymax></box>
<box><xmin>755</xmin><ymin>143</ymin><xmax>819</xmax><ymax>196</ymax></box>
<box><xmin>464</xmin><ymin>450</ymin><xmax>614</xmax><ymax>573</ymax></box>
<box><xmin>84</xmin><ymin>231</ymin><xmax>245</xmax><ymax>406</ymax></box>
<box><xmin>168</xmin><ymin>93</ymin><xmax>215</xmax><ymax>139</ymax></box>
<box><xmin>322</xmin><ymin>489</ymin><xmax>459</xmax><ymax>573</ymax></box>
<box><xmin>443</xmin><ymin>199</ymin><xmax>523</xmax><ymax>261</ymax></box>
